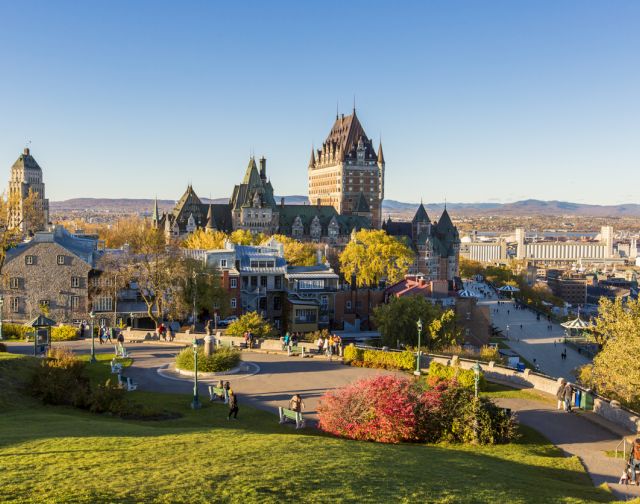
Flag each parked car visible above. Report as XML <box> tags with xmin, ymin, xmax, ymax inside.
<box><xmin>217</xmin><ymin>316</ymin><xmax>238</xmax><ymax>328</ymax></box>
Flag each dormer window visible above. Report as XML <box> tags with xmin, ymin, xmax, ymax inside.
<box><xmin>57</xmin><ymin>255</ymin><xmax>65</xmax><ymax>265</ymax></box>
<box><xmin>25</xmin><ymin>255</ymin><xmax>35</xmax><ymax>265</ymax></box>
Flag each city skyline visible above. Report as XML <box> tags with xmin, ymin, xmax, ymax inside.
<box><xmin>1</xmin><ymin>1</ymin><xmax>639</xmax><ymax>205</ymax></box>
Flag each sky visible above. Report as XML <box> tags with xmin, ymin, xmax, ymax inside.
<box><xmin>0</xmin><ymin>1</ymin><xmax>638</xmax><ymax>205</ymax></box>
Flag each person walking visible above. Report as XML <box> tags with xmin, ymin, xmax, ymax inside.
<box><xmin>80</xmin><ymin>321</ymin><xmax>85</xmax><ymax>338</ymax></box>
<box><xmin>628</xmin><ymin>436</ymin><xmax>640</xmax><ymax>486</ymax></box>
<box><xmin>227</xmin><ymin>390</ymin><xmax>239</xmax><ymax>420</ymax></box>
<box><xmin>562</xmin><ymin>383</ymin><xmax>573</xmax><ymax>412</ymax></box>
<box><xmin>556</xmin><ymin>379</ymin><xmax>566</xmax><ymax>410</ymax></box>
<box><xmin>168</xmin><ymin>324</ymin><xmax>175</xmax><ymax>342</ymax></box>
<box><xmin>316</xmin><ymin>335</ymin><xmax>324</xmax><ymax>355</ymax></box>
<box><xmin>289</xmin><ymin>393</ymin><xmax>305</xmax><ymax>413</ymax></box>
<box><xmin>116</xmin><ymin>330</ymin><xmax>125</xmax><ymax>356</ymax></box>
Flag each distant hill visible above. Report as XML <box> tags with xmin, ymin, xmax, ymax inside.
<box><xmin>50</xmin><ymin>197</ymin><xmax>640</xmax><ymax>218</ymax></box>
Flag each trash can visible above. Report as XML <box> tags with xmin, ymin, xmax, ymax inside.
<box><xmin>580</xmin><ymin>390</ymin><xmax>594</xmax><ymax>411</ymax></box>
<box><xmin>574</xmin><ymin>389</ymin><xmax>582</xmax><ymax>409</ymax></box>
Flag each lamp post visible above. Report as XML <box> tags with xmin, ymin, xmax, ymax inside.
<box><xmin>89</xmin><ymin>310</ymin><xmax>96</xmax><ymax>363</ymax></box>
<box><xmin>414</xmin><ymin>318</ymin><xmax>423</xmax><ymax>376</ymax></box>
<box><xmin>472</xmin><ymin>361</ymin><xmax>482</xmax><ymax>399</ymax></box>
<box><xmin>0</xmin><ymin>295</ymin><xmax>4</xmax><ymax>341</ymax></box>
<box><xmin>191</xmin><ymin>338</ymin><xmax>201</xmax><ymax>409</ymax></box>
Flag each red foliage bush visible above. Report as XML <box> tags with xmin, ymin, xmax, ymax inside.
<box><xmin>318</xmin><ymin>375</ymin><xmax>428</xmax><ymax>443</ymax></box>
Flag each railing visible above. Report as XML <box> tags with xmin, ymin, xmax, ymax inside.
<box><xmin>615</xmin><ymin>438</ymin><xmax>629</xmax><ymax>461</ymax></box>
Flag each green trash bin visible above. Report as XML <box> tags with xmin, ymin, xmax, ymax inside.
<box><xmin>580</xmin><ymin>390</ymin><xmax>594</xmax><ymax>411</ymax></box>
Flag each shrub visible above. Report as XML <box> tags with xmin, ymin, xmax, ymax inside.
<box><xmin>88</xmin><ymin>379</ymin><xmax>128</xmax><ymax>414</ymax></box>
<box><xmin>343</xmin><ymin>344</ymin><xmax>415</xmax><ymax>371</ymax></box>
<box><xmin>51</xmin><ymin>325</ymin><xmax>78</xmax><ymax>341</ymax></box>
<box><xmin>226</xmin><ymin>311</ymin><xmax>276</xmax><ymax>339</ymax></box>
<box><xmin>449</xmin><ymin>396</ymin><xmax>518</xmax><ymax>444</ymax></box>
<box><xmin>175</xmin><ymin>346</ymin><xmax>241</xmax><ymax>373</ymax></box>
<box><xmin>426</xmin><ymin>361</ymin><xmax>486</xmax><ymax>391</ymax></box>
<box><xmin>0</xmin><ymin>342</ymin><xmax>6</xmax><ymax>352</ymax></box>
<box><xmin>2</xmin><ymin>323</ymin><xmax>30</xmax><ymax>340</ymax></box>
<box><xmin>30</xmin><ymin>349</ymin><xmax>90</xmax><ymax>407</ymax></box>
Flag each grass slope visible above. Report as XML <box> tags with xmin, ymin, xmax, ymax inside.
<box><xmin>0</xmin><ymin>353</ymin><xmax>619</xmax><ymax>503</ymax></box>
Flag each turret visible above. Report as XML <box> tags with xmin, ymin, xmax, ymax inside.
<box><xmin>259</xmin><ymin>156</ymin><xmax>267</xmax><ymax>181</ymax></box>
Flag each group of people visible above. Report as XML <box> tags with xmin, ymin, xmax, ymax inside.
<box><xmin>243</xmin><ymin>331</ymin><xmax>254</xmax><ymax>349</ymax></box>
<box><xmin>281</xmin><ymin>332</ymin><xmax>299</xmax><ymax>350</ymax></box>
<box><xmin>316</xmin><ymin>334</ymin><xmax>342</xmax><ymax>357</ymax></box>
<box><xmin>156</xmin><ymin>322</ymin><xmax>175</xmax><ymax>342</ymax></box>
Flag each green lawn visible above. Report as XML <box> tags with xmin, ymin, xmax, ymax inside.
<box><xmin>0</xmin><ymin>352</ymin><xmax>622</xmax><ymax>503</ymax></box>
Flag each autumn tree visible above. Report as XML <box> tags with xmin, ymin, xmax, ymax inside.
<box><xmin>339</xmin><ymin>230</ymin><xmax>414</xmax><ymax>287</ymax></box>
<box><xmin>373</xmin><ymin>295</ymin><xmax>457</xmax><ymax>349</ymax></box>
<box><xmin>172</xmin><ymin>258</ymin><xmax>229</xmax><ymax>322</ymax></box>
<box><xmin>579</xmin><ymin>298</ymin><xmax>640</xmax><ymax>410</ymax></box>
<box><xmin>459</xmin><ymin>258</ymin><xmax>484</xmax><ymax>278</ymax></box>
<box><xmin>265</xmin><ymin>234</ymin><xmax>316</xmax><ymax>266</ymax></box>
<box><xmin>181</xmin><ymin>229</ymin><xmax>227</xmax><ymax>250</ymax></box>
<box><xmin>226</xmin><ymin>311</ymin><xmax>276</xmax><ymax>339</ymax></box>
<box><xmin>229</xmin><ymin>229</ymin><xmax>266</xmax><ymax>245</ymax></box>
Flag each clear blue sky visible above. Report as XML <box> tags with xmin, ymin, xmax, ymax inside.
<box><xmin>1</xmin><ymin>1</ymin><xmax>638</xmax><ymax>205</ymax></box>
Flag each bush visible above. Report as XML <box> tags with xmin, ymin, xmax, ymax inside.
<box><xmin>226</xmin><ymin>311</ymin><xmax>276</xmax><ymax>339</ymax></box>
<box><xmin>318</xmin><ymin>375</ymin><xmax>517</xmax><ymax>445</ymax></box>
<box><xmin>30</xmin><ymin>349</ymin><xmax>90</xmax><ymax>407</ymax></box>
<box><xmin>0</xmin><ymin>342</ymin><xmax>6</xmax><ymax>352</ymax></box>
<box><xmin>88</xmin><ymin>379</ymin><xmax>128</xmax><ymax>414</ymax></box>
<box><xmin>426</xmin><ymin>361</ymin><xmax>486</xmax><ymax>391</ymax></box>
<box><xmin>51</xmin><ymin>325</ymin><xmax>78</xmax><ymax>341</ymax></box>
<box><xmin>175</xmin><ymin>346</ymin><xmax>241</xmax><ymax>373</ymax></box>
<box><xmin>343</xmin><ymin>344</ymin><xmax>415</xmax><ymax>371</ymax></box>
<box><xmin>437</xmin><ymin>344</ymin><xmax>504</xmax><ymax>364</ymax></box>
<box><xmin>2</xmin><ymin>323</ymin><xmax>30</xmax><ymax>340</ymax></box>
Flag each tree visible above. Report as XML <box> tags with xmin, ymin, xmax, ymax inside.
<box><xmin>229</xmin><ymin>229</ymin><xmax>265</xmax><ymax>246</ymax></box>
<box><xmin>172</xmin><ymin>258</ymin><xmax>229</xmax><ymax>322</ymax></box>
<box><xmin>339</xmin><ymin>230</ymin><xmax>414</xmax><ymax>287</ymax></box>
<box><xmin>373</xmin><ymin>295</ymin><xmax>444</xmax><ymax>348</ymax></box>
<box><xmin>181</xmin><ymin>229</ymin><xmax>227</xmax><ymax>250</ymax></box>
<box><xmin>226</xmin><ymin>311</ymin><xmax>276</xmax><ymax>339</ymax></box>
<box><xmin>580</xmin><ymin>298</ymin><xmax>640</xmax><ymax>409</ymax></box>
<box><xmin>100</xmin><ymin>223</ymin><xmax>182</xmax><ymax>329</ymax></box>
<box><xmin>266</xmin><ymin>235</ymin><xmax>316</xmax><ymax>266</ymax></box>
<box><xmin>459</xmin><ymin>258</ymin><xmax>483</xmax><ymax>278</ymax></box>
<box><xmin>427</xmin><ymin>309</ymin><xmax>459</xmax><ymax>348</ymax></box>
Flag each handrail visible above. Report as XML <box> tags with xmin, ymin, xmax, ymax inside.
<box><xmin>615</xmin><ymin>438</ymin><xmax>628</xmax><ymax>461</ymax></box>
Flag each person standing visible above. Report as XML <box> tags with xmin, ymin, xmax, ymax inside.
<box><xmin>316</xmin><ymin>336</ymin><xmax>324</xmax><ymax>355</ymax></box>
<box><xmin>562</xmin><ymin>383</ymin><xmax>573</xmax><ymax>412</ymax></box>
<box><xmin>556</xmin><ymin>380</ymin><xmax>566</xmax><ymax>410</ymax></box>
<box><xmin>289</xmin><ymin>394</ymin><xmax>305</xmax><ymax>413</ymax></box>
<box><xmin>227</xmin><ymin>390</ymin><xmax>239</xmax><ymax>420</ymax></box>
<box><xmin>629</xmin><ymin>436</ymin><xmax>640</xmax><ymax>486</ymax></box>
<box><xmin>79</xmin><ymin>321</ymin><xmax>85</xmax><ymax>338</ymax></box>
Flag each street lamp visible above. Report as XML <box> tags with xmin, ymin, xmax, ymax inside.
<box><xmin>191</xmin><ymin>338</ymin><xmax>201</xmax><ymax>409</ymax></box>
<box><xmin>472</xmin><ymin>360</ymin><xmax>482</xmax><ymax>399</ymax></box>
<box><xmin>89</xmin><ymin>310</ymin><xmax>96</xmax><ymax>363</ymax></box>
<box><xmin>0</xmin><ymin>295</ymin><xmax>4</xmax><ymax>341</ymax></box>
<box><xmin>414</xmin><ymin>318</ymin><xmax>423</xmax><ymax>376</ymax></box>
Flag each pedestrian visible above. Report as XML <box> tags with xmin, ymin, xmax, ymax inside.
<box><xmin>80</xmin><ymin>321</ymin><xmax>85</xmax><ymax>338</ymax></box>
<box><xmin>117</xmin><ymin>330</ymin><xmax>125</xmax><ymax>356</ymax></box>
<box><xmin>248</xmin><ymin>331</ymin><xmax>253</xmax><ymax>349</ymax></box>
<box><xmin>289</xmin><ymin>393</ymin><xmax>305</xmax><ymax>413</ymax></box>
<box><xmin>628</xmin><ymin>436</ymin><xmax>640</xmax><ymax>486</ymax></box>
<box><xmin>169</xmin><ymin>324</ymin><xmax>175</xmax><ymax>342</ymax></box>
<box><xmin>556</xmin><ymin>379</ymin><xmax>566</xmax><ymax>410</ymax></box>
<box><xmin>283</xmin><ymin>332</ymin><xmax>290</xmax><ymax>350</ymax></box>
<box><xmin>227</xmin><ymin>390</ymin><xmax>239</xmax><ymax>420</ymax></box>
<box><xmin>562</xmin><ymin>383</ymin><xmax>573</xmax><ymax>412</ymax></box>
<box><xmin>323</xmin><ymin>336</ymin><xmax>330</xmax><ymax>357</ymax></box>
<box><xmin>316</xmin><ymin>335</ymin><xmax>324</xmax><ymax>354</ymax></box>
<box><xmin>98</xmin><ymin>325</ymin><xmax>104</xmax><ymax>344</ymax></box>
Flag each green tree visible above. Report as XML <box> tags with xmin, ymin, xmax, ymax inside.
<box><xmin>459</xmin><ymin>258</ymin><xmax>483</xmax><ymax>278</ymax></box>
<box><xmin>226</xmin><ymin>311</ymin><xmax>276</xmax><ymax>339</ymax></box>
<box><xmin>339</xmin><ymin>230</ymin><xmax>414</xmax><ymax>287</ymax></box>
<box><xmin>373</xmin><ymin>295</ymin><xmax>447</xmax><ymax>349</ymax></box>
<box><xmin>580</xmin><ymin>298</ymin><xmax>640</xmax><ymax>409</ymax></box>
<box><xmin>173</xmin><ymin>259</ymin><xmax>229</xmax><ymax>322</ymax></box>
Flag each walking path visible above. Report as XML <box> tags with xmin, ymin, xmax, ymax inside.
<box><xmin>4</xmin><ymin>338</ymin><xmax>639</xmax><ymax>498</ymax></box>
<box><xmin>464</xmin><ymin>280</ymin><xmax>591</xmax><ymax>380</ymax></box>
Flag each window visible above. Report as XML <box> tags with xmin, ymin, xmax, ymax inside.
<box><xmin>294</xmin><ymin>308</ymin><xmax>317</xmax><ymax>324</ymax></box>
<box><xmin>71</xmin><ymin>296</ymin><xmax>80</xmax><ymax>309</ymax></box>
<box><xmin>57</xmin><ymin>255</ymin><xmax>65</xmax><ymax>265</ymax></box>
<box><xmin>10</xmin><ymin>277</ymin><xmax>20</xmax><ymax>289</ymax></box>
<box><xmin>220</xmin><ymin>259</ymin><xmax>227</xmax><ymax>268</ymax></box>
<box><xmin>274</xmin><ymin>276</ymin><xmax>282</xmax><ymax>289</ymax></box>
<box><xmin>71</xmin><ymin>277</ymin><xmax>81</xmax><ymax>288</ymax></box>
<box><xmin>345</xmin><ymin>300</ymin><xmax>352</xmax><ymax>311</ymax></box>
<box><xmin>260</xmin><ymin>276</ymin><xmax>267</xmax><ymax>288</ymax></box>
<box><xmin>320</xmin><ymin>295</ymin><xmax>328</xmax><ymax>308</ymax></box>
<box><xmin>10</xmin><ymin>297</ymin><xmax>19</xmax><ymax>312</ymax></box>
<box><xmin>299</xmin><ymin>279</ymin><xmax>324</xmax><ymax>290</ymax></box>
<box><xmin>93</xmin><ymin>296</ymin><xmax>113</xmax><ymax>311</ymax></box>
<box><xmin>230</xmin><ymin>298</ymin><xmax>237</xmax><ymax>309</ymax></box>
<box><xmin>25</xmin><ymin>255</ymin><xmax>35</xmax><ymax>265</ymax></box>
<box><xmin>39</xmin><ymin>300</ymin><xmax>50</xmax><ymax>308</ymax></box>
<box><xmin>273</xmin><ymin>296</ymin><xmax>281</xmax><ymax>311</ymax></box>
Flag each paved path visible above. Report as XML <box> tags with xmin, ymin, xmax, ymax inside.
<box><xmin>464</xmin><ymin>280</ymin><xmax>591</xmax><ymax>380</ymax></box>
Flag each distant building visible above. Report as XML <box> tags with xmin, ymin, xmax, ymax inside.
<box><xmin>308</xmin><ymin>109</ymin><xmax>385</xmax><ymax>228</ymax></box>
<box><xmin>383</xmin><ymin>204</ymin><xmax>461</xmax><ymax>286</ymax></box>
<box><xmin>1</xmin><ymin>227</ymin><xmax>100</xmax><ymax>323</ymax></box>
<box><xmin>8</xmin><ymin>148</ymin><xmax>49</xmax><ymax>233</ymax></box>
<box><xmin>546</xmin><ymin>270</ymin><xmax>587</xmax><ymax>306</ymax></box>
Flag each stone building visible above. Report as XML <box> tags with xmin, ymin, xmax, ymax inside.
<box><xmin>308</xmin><ymin>109</ymin><xmax>385</xmax><ymax>228</ymax></box>
<box><xmin>1</xmin><ymin>227</ymin><xmax>101</xmax><ymax>323</ymax></box>
<box><xmin>383</xmin><ymin>204</ymin><xmax>461</xmax><ymax>287</ymax></box>
<box><xmin>8</xmin><ymin>148</ymin><xmax>49</xmax><ymax>233</ymax></box>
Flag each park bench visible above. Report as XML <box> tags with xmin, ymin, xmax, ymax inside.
<box><xmin>118</xmin><ymin>374</ymin><xmax>138</xmax><ymax>392</ymax></box>
<box><xmin>208</xmin><ymin>386</ymin><xmax>229</xmax><ymax>403</ymax></box>
<box><xmin>217</xmin><ymin>340</ymin><xmax>234</xmax><ymax>349</ymax></box>
<box><xmin>287</xmin><ymin>345</ymin><xmax>300</xmax><ymax>356</ymax></box>
<box><xmin>110</xmin><ymin>359</ymin><xmax>123</xmax><ymax>374</ymax></box>
<box><xmin>278</xmin><ymin>407</ymin><xmax>305</xmax><ymax>429</ymax></box>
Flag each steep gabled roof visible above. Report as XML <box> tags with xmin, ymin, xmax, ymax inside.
<box><xmin>377</xmin><ymin>140</ymin><xmax>385</xmax><ymax>164</ymax></box>
<box><xmin>173</xmin><ymin>185</ymin><xmax>202</xmax><ymax>219</ymax></box>
<box><xmin>242</xmin><ymin>157</ymin><xmax>262</xmax><ymax>186</ymax></box>
<box><xmin>412</xmin><ymin>203</ymin><xmax>430</xmax><ymax>223</ymax></box>
<box><xmin>12</xmin><ymin>148</ymin><xmax>42</xmax><ymax>172</ymax></box>
<box><xmin>205</xmin><ymin>204</ymin><xmax>216</xmax><ymax>229</ymax></box>
<box><xmin>354</xmin><ymin>192</ymin><xmax>370</xmax><ymax>213</ymax></box>
<box><xmin>321</xmin><ymin>111</ymin><xmax>377</xmax><ymax>162</ymax></box>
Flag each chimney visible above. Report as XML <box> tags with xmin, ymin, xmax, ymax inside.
<box><xmin>259</xmin><ymin>157</ymin><xmax>267</xmax><ymax>180</ymax></box>
<box><xmin>280</xmin><ymin>197</ymin><xmax>285</xmax><ymax>208</ymax></box>
<box><xmin>23</xmin><ymin>148</ymin><xmax>30</xmax><ymax>156</ymax></box>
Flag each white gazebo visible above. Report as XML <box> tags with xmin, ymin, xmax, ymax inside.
<box><xmin>457</xmin><ymin>289</ymin><xmax>477</xmax><ymax>298</ymax></box>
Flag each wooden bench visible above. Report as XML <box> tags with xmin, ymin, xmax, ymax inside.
<box><xmin>278</xmin><ymin>407</ymin><xmax>305</xmax><ymax>429</ymax></box>
<box><xmin>208</xmin><ymin>386</ymin><xmax>229</xmax><ymax>403</ymax></box>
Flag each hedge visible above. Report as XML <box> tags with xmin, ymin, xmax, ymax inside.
<box><xmin>343</xmin><ymin>344</ymin><xmax>415</xmax><ymax>371</ymax></box>
<box><xmin>51</xmin><ymin>325</ymin><xmax>79</xmax><ymax>341</ymax></box>
<box><xmin>175</xmin><ymin>346</ymin><xmax>241</xmax><ymax>373</ymax></box>
<box><xmin>426</xmin><ymin>361</ymin><xmax>486</xmax><ymax>391</ymax></box>
<box><xmin>1</xmin><ymin>323</ymin><xmax>30</xmax><ymax>340</ymax></box>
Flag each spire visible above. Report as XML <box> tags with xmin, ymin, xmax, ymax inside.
<box><xmin>412</xmin><ymin>203</ymin><xmax>430</xmax><ymax>224</ymax></box>
<box><xmin>308</xmin><ymin>146</ymin><xmax>316</xmax><ymax>168</ymax></box>
<box><xmin>377</xmin><ymin>139</ymin><xmax>385</xmax><ymax>164</ymax></box>
<box><xmin>205</xmin><ymin>204</ymin><xmax>216</xmax><ymax>231</ymax></box>
<box><xmin>152</xmin><ymin>196</ymin><xmax>159</xmax><ymax>223</ymax></box>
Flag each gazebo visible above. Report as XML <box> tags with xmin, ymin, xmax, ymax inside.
<box><xmin>561</xmin><ymin>310</ymin><xmax>596</xmax><ymax>353</ymax></box>
<box><xmin>457</xmin><ymin>289</ymin><xmax>477</xmax><ymax>298</ymax></box>
<box><xmin>25</xmin><ymin>314</ymin><xmax>56</xmax><ymax>356</ymax></box>
<box><xmin>498</xmin><ymin>284</ymin><xmax>520</xmax><ymax>298</ymax></box>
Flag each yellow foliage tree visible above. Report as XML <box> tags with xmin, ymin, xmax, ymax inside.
<box><xmin>266</xmin><ymin>235</ymin><xmax>316</xmax><ymax>266</ymax></box>
<box><xmin>339</xmin><ymin>230</ymin><xmax>414</xmax><ymax>287</ymax></box>
<box><xmin>181</xmin><ymin>229</ymin><xmax>227</xmax><ymax>250</ymax></box>
<box><xmin>229</xmin><ymin>229</ymin><xmax>266</xmax><ymax>246</ymax></box>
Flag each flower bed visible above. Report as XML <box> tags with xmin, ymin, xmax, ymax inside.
<box><xmin>175</xmin><ymin>346</ymin><xmax>241</xmax><ymax>373</ymax></box>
